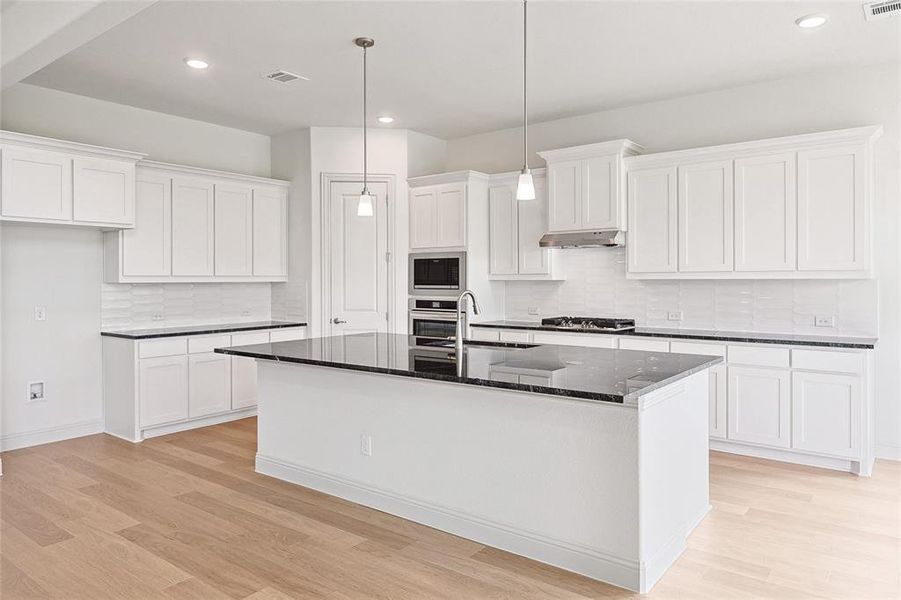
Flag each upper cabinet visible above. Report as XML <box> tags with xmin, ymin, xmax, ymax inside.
<box><xmin>538</xmin><ymin>139</ymin><xmax>643</xmax><ymax>233</ymax></box>
<box><xmin>0</xmin><ymin>131</ymin><xmax>144</xmax><ymax>228</ymax></box>
<box><xmin>408</xmin><ymin>171</ymin><xmax>487</xmax><ymax>251</ymax></box>
<box><xmin>104</xmin><ymin>161</ymin><xmax>289</xmax><ymax>283</ymax></box>
<box><xmin>625</xmin><ymin>126</ymin><xmax>881</xmax><ymax>280</ymax></box>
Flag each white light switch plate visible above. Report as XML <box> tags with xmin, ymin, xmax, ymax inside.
<box><xmin>34</xmin><ymin>306</ymin><xmax>46</xmax><ymax>321</ymax></box>
<box><xmin>528</xmin><ymin>306</ymin><xmax>541</xmax><ymax>316</ymax></box>
<box><xmin>667</xmin><ymin>311</ymin><xmax>683</xmax><ymax>322</ymax></box>
<box><xmin>815</xmin><ymin>315</ymin><xmax>835</xmax><ymax>328</ymax></box>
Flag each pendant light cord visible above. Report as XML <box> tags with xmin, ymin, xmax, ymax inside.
<box><xmin>362</xmin><ymin>43</ymin><xmax>368</xmax><ymax>193</ymax></box>
<box><xmin>522</xmin><ymin>0</ymin><xmax>528</xmax><ymax>170</ymax></box>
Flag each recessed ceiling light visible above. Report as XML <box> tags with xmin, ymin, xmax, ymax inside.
<box><xmin>184</xmin><ymin>58</ymin><xmax>209</xmax><ymax>69</ymax></box>
<box><xmin>795</xmin><ymin>14</ymin><xmax>828</xmax><ymax>29</ymax></box>
<box><xmin>377</xmin><ymin>116</ymin><xmax>395</xmax><ymax>124</ymax></box>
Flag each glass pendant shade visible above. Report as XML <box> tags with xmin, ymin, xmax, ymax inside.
<box><xmin>357</xmin><ymin>190</ymin><xmax>374</xmax><ymax>217</ymax></box>
<box><xmin>516</xmin><ymin>169</ymin><xmax>535</xmax><ymax>201</ymax></box>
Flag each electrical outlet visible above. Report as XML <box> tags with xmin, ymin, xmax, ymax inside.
<box><xmin>241</xmin><ymin>310</ymin><xmax>251</xmax><ymax>317</ymax></box>
<box><xmin>667</xmin><ymin>311</ymin><xmax>683</xmax><ymax>322</ymax></box>
<box><xmin>360</xmin><ymin>434</ymin><xmax>372</xmax><ymax>456</ymax></box>
<box><xmin>34</xmin><ymin>306</ymin><xmax>46</xmax><ymax>321</ymax></box>
<box><xmin>527</xmin><ymin>306</ymin><xmax>541</xmax><ymax>316</ymax></box>
<box><xmin>152</xmin><ymin>313</ymin><xmax>165</xmax><ymax>321</ymax></box>
<box><xmin>815</xmin><ymin>315</ymin><xmax>835</xmax><ymax>328</ymax></box>
<box><xmin>28</xmin><ymin>381</ymin><xmax>45</xmax><ymax>402</ymax></box>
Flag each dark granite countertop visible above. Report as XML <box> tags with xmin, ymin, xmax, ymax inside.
<box><xmin>215</xmin><ymin>332</ymin><xmax>722</xmax><ymax>405</ymax></box>
<box><xmin>100</xmin><ymin>320</ymin><xmax>307</xmax><ymax>340</ymax></box>
<box><xmin>470</xmin><ymin>321</ymin><xmax>876</xmax><ymax>349</ymax></box>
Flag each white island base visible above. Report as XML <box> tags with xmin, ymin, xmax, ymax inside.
<box><xmin>255</xmin><ymin>362</ymin><xmax>710</xmax><ymax>593</ymax></box>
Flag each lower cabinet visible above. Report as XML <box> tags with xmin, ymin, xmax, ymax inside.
<box><xmin>230</xmin><ymin>331</ymin><xmax>270</xmax><ymax>409</ymax></box>
<box><xmin>139</xmin><ymin>355</ymin><xmax>189</xmax><ymax>427</ymax></box>
<box><xmin>792</xmin><ymin>371</ymin><xmax>861</xmax><ymax>458</ymax></box>
<box><xmin>727</xmin><ymin>366</ymin><xmax>791</xmax><ymax>448</ymax></box>
<box><xmin>708</xmin><ymin>365</ymin><xmax>727</xmax><ymax>440</ymax></box>
<box><xmin>188</xmin><ymin>352</ymin><xmax>232</xmax><ymax>418</ymax></box>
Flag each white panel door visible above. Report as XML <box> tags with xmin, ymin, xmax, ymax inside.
<box><xmin>329</xmin><ymin>181</ymin><xmax>389</xmax><ymax>336</ymax></box>
<box><xmin>547</xmin><ymin>160</ymin><xmax>581</xmax><ymax>232</ymax></box>
<box><xmin>728</xmin><ymin>366</ymin><xmax>790</xmax><ymax>448</ymax></box>
<box><xmin>0</xmin><ymin>147</ymin><xmax>72</xmax><ymax>220</ymax></box>
<box><xmin>627</xmin><ymin>167</ymin><xmax>678</xmax><ymax>273</ymax></box>
<box><xmin>581</xmin><ymin>155</ymin><xmax>617</xmax><ymax>230</ymax></box>
<box><xmin>214</xmin><ymin>183</ymin><xmax>253</xmax><ymax>276</ymax></box>
<box><xmin>488</xmin><ymin>183</ymin><xmax>518</xmax><ymax>275</ymax></box>
<box><xmin>188</xmin><ymin>352</ymin><xmax>231</xmax><ymax>417</ymax></box>
<box><xmin>518</xmin><ymin>176</ymin><xmax>550</xmax><ymax>275</ymax></box>
<box><xmin>797</xmin><ymin>145</ymin><xmax>866</xmax><ymax>271</ymax></box>
<box><xmin>230</xmin><ymin>331</ymin><xmax>269</xmax><ymax>409</ymax></box>
<box><xmin>72</xmin><ymin>157</ymin><xmax>135</xmax><ymax>225</ymax></box>
<box><xmin>409</xmin><ymin>188</ymin><xmax>436</xmax><ymax>249</ymax></box>
<box><xmin>734</xmin><ymin>153</ymin><xmax>797</xmax><ymax>271</ymax></box>
<box><xmin>252</xmin><ymin>187</ymin><xmax>287</xmax><ymax>277</ymax></box>
<box><xmin>435</xmin><ymin>183</ymin><xmax>466</xmax><ymax>247</ymax></box>
<box><xmin>122</xmin><ymin>173</ymin><xmax>171</xmax><ymax>277</ymax></box>
<box><xmin>678</xmin><ymin>160</ymin><xmax>734</xmax><ymax>272</ymax></box>
<box><xmin>792</xmin><ymin>372</ymin><xmax>861</xmax><ymax>458</ymax></box>
<box><xmin>171</xmin><ymin>177</ymin><xmax>214</xmax><ymax>276</ymax></box>
<box><xmin>139</xmin><ymin>355</ymin><xmax>188</xmax><ymax>427</ymax></box>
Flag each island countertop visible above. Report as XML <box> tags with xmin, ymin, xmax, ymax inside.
<box><xmin>215</xmin><ymin>332</ymin><xmax>722</xmax><ymax>405</ymax></box>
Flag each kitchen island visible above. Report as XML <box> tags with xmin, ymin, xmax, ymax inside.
<box><xmin>217</xmin><ymin>333</ymin><xmax>722</xmax><ymax>593</ymax></box>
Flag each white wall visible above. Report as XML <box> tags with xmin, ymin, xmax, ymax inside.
<box><xmin>407</xmin><ymin>130</ymin><xmax>447</xmax><ymax>177</ymax></box>
<box><xmin>445</xmin><ymin>63</ymin><xmax>901</xmax><ymax>458</ymax></box>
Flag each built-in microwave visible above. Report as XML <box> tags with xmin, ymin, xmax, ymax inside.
<box><xmin>409</xmin><ymin>252</ymin><xmax>466</xmax><ymax>296</ymax></box>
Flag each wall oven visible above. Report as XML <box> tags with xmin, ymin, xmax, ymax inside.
<box><xmin>409</xmin><ymin>297</ymin><xmax>458</xmax><ymax>349</ymax></box>
<box><xmin>409</xmin><ymin>252</ymin><xmax>466</xmax><ymax>296</ymax></box>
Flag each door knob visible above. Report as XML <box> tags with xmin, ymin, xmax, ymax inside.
<box><xmin>332</xmin><ymin>317</ymin><xmax>347</xmax><ymax>324</ymax></box>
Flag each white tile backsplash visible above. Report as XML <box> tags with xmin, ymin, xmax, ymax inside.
<box><xmin>101</xmin><ymin>283</ymin><xmax>273</xmax><ymax>330</ymax></box>
<box><xmin>504</xmin><ymin>248</ymin><xmax>877</xmax><ymax>336</ymax></box>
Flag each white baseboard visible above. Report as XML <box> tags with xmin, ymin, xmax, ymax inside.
<box><xmin>640</xmin><ymin>504</ymin><xmax>710</xmax><ymax>592</ymax></box>
<box><xmin>0</xmin><ymin>419</ymin><xmax>103</xmax><ymax>451</ymax></box>
<box><xmin>710</xmin><ymin>439</ymin><xmax>855</xmax><ymax>472</ymax></box>
<box><xmin>256</xmin><ymin>453</ymin><xmax>648</xmax><ymax>592</ymax></box>
<box><xmin>876</xmin><ymin>444</ymin><xmax>901</xmax><ymax>461</ymax></box>
<box><xmin>141</xmin><ymin>408</ymin><xmax>256</xmax><ymax>440</ymax></box>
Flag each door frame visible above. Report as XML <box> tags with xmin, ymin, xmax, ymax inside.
<box><xmin>318</xmin><ymin>172</ymin><xmax>396</xmax><ymax>337</ymax></box>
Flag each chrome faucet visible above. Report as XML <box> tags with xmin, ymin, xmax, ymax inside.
<box><xmin>455</xmin><ymin>289</ymin><xmax>481</xmax><ymax>356</ymax></box>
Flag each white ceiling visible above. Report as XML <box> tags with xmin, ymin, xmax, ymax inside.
<box><xmin>22</xmin><ymin>1</ymin><xmax>900</xmax><ymax>139</ymax></box>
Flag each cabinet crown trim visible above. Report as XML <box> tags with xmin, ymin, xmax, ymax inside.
<box><xmin>408</xmin><ymin>170</ymin><xmax>489</xmax><ymax>187</ymax></box>
<box><xmin>537</xmin><ymin>139</ymin><xmax>644</xmax><ymax>162</ymax></box>
<box><xmin>488</xmin><ymin>168</ymin><xmax>547</xmax><ymax>183</ymax></box>
<box><xmin>0</xmin><ymin>130</ymin><xmax>147</xmax><ymax>162</ymax></box>
<box><xmin>138</xmin><ymin>160</ymin><xmax>289</xmax><ymax>188</ymax></box>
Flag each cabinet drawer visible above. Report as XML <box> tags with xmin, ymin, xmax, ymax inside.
<box><xmin>670</xmin><ymin>341</ymin><xmax>727</xmax><ymax>357</ymax></box>
<box><xmin>728</xmin><ymin>345</ymin><xmax>789</xmax><ymax>368</ymax></box>
<box><xmin>531</xmin><ymin>332</ymin><xmax>616</xmax><ymax>348</ymax></box>
<box><xmin>188</xmin><ymin>335</ymin><xmax>231</xmax><ymax>354</ymax></box>
<box><xmin>231</xmin><ymin>331</ymin><xmax>270</xmax><ymax>347</ymax></box>
<box><xmin>499</xmin><ymin>330</ymin><xmax>532</xmax><ymax>343</ymax></box>
<box><xmin>792</xmin><ymin>349</ymin><xmax>864</xmax><ymax>374</ymax></box>
<box><xmin>269</xmin><ymin>327</ymin><xmax>306</xmax><ymax>343</ymax></box>
<box><xmin>618</xmin><ymin>338</ymin><xmax>670</xmax><ymax>352</ymax></box>
<box><xmin>470</xmin><ymin>328</ymin><xmax>500</xmax><ymax>342</ymax></box>
<box><xmin>139</xmin><ymin>338</ymin><xmax>187</xmax><ymax>358</ymax></box>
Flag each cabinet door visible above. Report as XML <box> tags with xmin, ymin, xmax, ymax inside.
<box><xmin>252</xmin><ymin>187</ymin><xmax>287</xmax><ymax>277</ymax></box>
<box><xmin>797</xmin><ymin>145</ymin><xmax>866</xmax><ymax>271</ymax></box>
<box><xmin>410</xmin><ymin>188</ymin><xmax>437</xmax><ymax>248</ymax></box>
<box><xmin>139</xmin><ymin>355</ymin><xmax>188</xmax><ymax>427</ymax></box>
<box><xmin>792</xmin><ymin>372</ymin><xmax>861</xmax><ymax>458</ymax></box>
<box><xmin>678</xmin><ymin>160</ymin><xmax>734</xmax><ymax>272</ymax></box>
<box><xmin>488</xmin><ymin>183</ymin><xmax>518</xmax><ymax>275</ymax></box>
<box><xmin>230</xmin><ymin>331</ymin><xmax>269</xmax><ymax>409</ymax></box>
<box><xmin>547</xmin><ymin>160</ymin><xmax>582</xmax><ymax>232</ymax></box>
<box><xmin>214</xmin><ymin>183</ymin><xmax>253</xmax><ymax>276</ymax></box>
<box><xmin>727</xmin><ymin>366</ymin><xmax>790</xmax><ymax>448</ymax></box>
<box><xmin>581</xmin><ymin>155</ymin><xmax>617</xmax><ymax>230</ymax></box>
<box><xmin>73</xmin><ymin>157</ymin><xmax>135</xmax><ymax>225</ymax></box>
<box><xmin>518</xmin><ymin>176</ymin><xmax>551</xmax><ymax>275</ymax></box>
<box><xmin>734</xmin><ymin>153</ymin><xmax>796</xmax><ymax>271</ymax></box>
<box><xmin>627</xmin><ymin>167</ymin><xmax>677</xmax><ymax>273</ymax></box>
<box><xmin>188</xmin><ymin>352</ymin><xmax>232</xmax><ymax>418</ymax></box>
<box><xmin>171</xmin><ymin>178</ymin><xmax>214</xmax><ymax>276</ymax></box>
<box><xmin>1</xmin><ymin>147</ymin><xmax>72</xmax><ymax>221</ymax></box>
<box><xmin>122</xmin><ymin>173</ymin><xmax>171</xmax><ymax>277</ymax></box>
<box><xmin>709</xmin><ymin>364</ymin><xmax>727</xmax><ymax>439</ymax></box>
<box><xmin>435</xmin><ymin>184</ymin><xmax>466</xmax><ymax>247</ymax></box>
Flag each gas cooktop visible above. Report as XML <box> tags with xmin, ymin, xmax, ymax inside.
<box><xmin>540</xmin><ymin>316</ymin><xmax>636</xmax><ymax>332</ymax></box>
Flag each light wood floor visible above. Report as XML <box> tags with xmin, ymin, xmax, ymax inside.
<box><xmin>1</xmin><ymin>418</ymin><xmax>899</xmax><ymax>599</ymax></box>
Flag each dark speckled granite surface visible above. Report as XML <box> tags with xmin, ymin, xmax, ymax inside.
<box><xmin>470</xmin><ymin>321</ymin><xmax>876</xmax><ymax>349</ymax></box>
<box><xmin>100</xmin><ymin>320</ymin><xmax>307</xmax><ymax>340</ymax></box>
<box><xmin>215</xmin><ymin>332</ymin><xmax>722</xmax><ymax>405</ymax></box>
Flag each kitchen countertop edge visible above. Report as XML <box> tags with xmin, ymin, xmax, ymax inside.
<box><xmin>101</xmin><ymin>321</ymin><xmax>308</xmax><ymax>340</ymax></box>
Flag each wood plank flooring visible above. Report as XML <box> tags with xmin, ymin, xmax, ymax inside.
<box><xmin>1</xmin><ymin>418</ymin><xmax>899</xmax><ymax>599</ymax></box>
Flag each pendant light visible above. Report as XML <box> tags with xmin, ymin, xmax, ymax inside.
<box><xmin>516</xmin><ymin>0</ymin><xmax>535</xmax><ymax>201</ymax></box>
<box><xmin>355</xmin><ymin>37</ymin><xmax>375</xmax><ymax>217</ymax></box>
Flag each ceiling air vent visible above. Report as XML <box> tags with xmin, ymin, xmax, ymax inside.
<box><xmin>863</xmin><ymin>0</ymin><xmax>901</xmax><ymax>20</ymax></box>
<box><xmin>264</xmin><ymin>70</ymin><xmax>309</xmax><ymax>83</ymax></box>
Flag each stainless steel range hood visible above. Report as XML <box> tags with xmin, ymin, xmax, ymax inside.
<box><xmin>539</xmin><ymin>230</ymin><xmax>624</xmax><ymax>248</ymax></box>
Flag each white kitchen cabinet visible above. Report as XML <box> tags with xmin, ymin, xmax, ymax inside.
<box><xmin>470</xmin><ymin>328</ymin><xmax>500</xmax><ymax>342</ymax></box>
<box><xmin>72</xmin><ymin>157</ymin><xmax>135</xmax><ymax>225</ymax></box>
<box><xmin>488</xmin><ymin>184</ymin><xmax>518</xmax><ymax>275</ymax></box>
<box><xmin>709</xmin><ymin>364</ymin><xmax>727</xmax><ymax>439</ymax></box>
<box><xmin>409</xmin><ymin>182</ymin><xmax>466</xmax><ymax>250</ymax></box>
<box><xmin>797</xmin><ymin>144</ymin><xmax>867</xmax><ymax>272</ymax></box>
<box><xmin>627</xmin><ymin>167</ymin><xmax>678</xmax><ymax>273</ymax></box>
<box><xmin>172</xmin><ymin>177</ymin><xmax>214</xmax><ymax>276</ymax></box>
<box><xmin>792</xmin><ymin>371</ymin><xmax>861</xmax><ymax>458</ymax></box>
<box><xmin>531</xmin><ymin>331</ymin><xmax>617</xmax><ymax>348</ymax></box>
<box><xmin>214</xmin><ymin>183</ymin><xmax>253</xmax><ymax>276</ymax></box>
<box><xmin>1</xmin><ymin>146</ymin><xmax>73</xmax><ymax>221</ymax></box>
<box><xmin>231</xmin><ymin>331</ymin><xmax>270</xmax><ymax>409</ymax></box>
<box><xmin>499</xmin><ymin>330</ymin><xmax>532</xmax><ymax>343</ymax></box>
<box><xmin>734</xmin><ymin>153</ymin><xmax>796</xmax><ymax>272</ymax></box>
<box><xmin>139</xmin><ymin>355</ymin><xmax>188</xmax><ymax>427</ymax></box>
<box><xmin>678</xmin><ymin>160</ymin><xmax>733</xmax><ymax>272</ymax></box>
<box><xmin>189</xmin><ymin>352</ymin><xmax>232</xmax><ymax>418</ymax></box>
<box><xmin>546</xmin><ymin>159</ymin><xmax>581</xmax><ymax>231</ymax></box>
<box><xmin>122</xmin><ymin>173</ymin><xmax>171</xmax><ymax>277</ymax></box>
<box><xmin>253</xmin><ymin>187</ymin><xmax>288</xmax><ymax>277</ymax></box>
<box><xmin>727</xmin><ymin>366</ymin><xmax>791</xmax><ymax>448</ymax></box>
<box><xmin>581</xmin><ymin>155</ymin><xmax>618</xmax><ymax>230</ymax></box>
<box><xmin>618</xmin><ymin>337</ymin><xmax>670</xmax><ymax>352</ymax></box>
<box><xmin>269</xmin><ymin>327</ymin><xmax>308</xmax><ymax>342</ymax></box>
<box><xmin>410</xmin><ymin>187</ymin><xmax>438</xmax><ymax>249</ymax></box>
